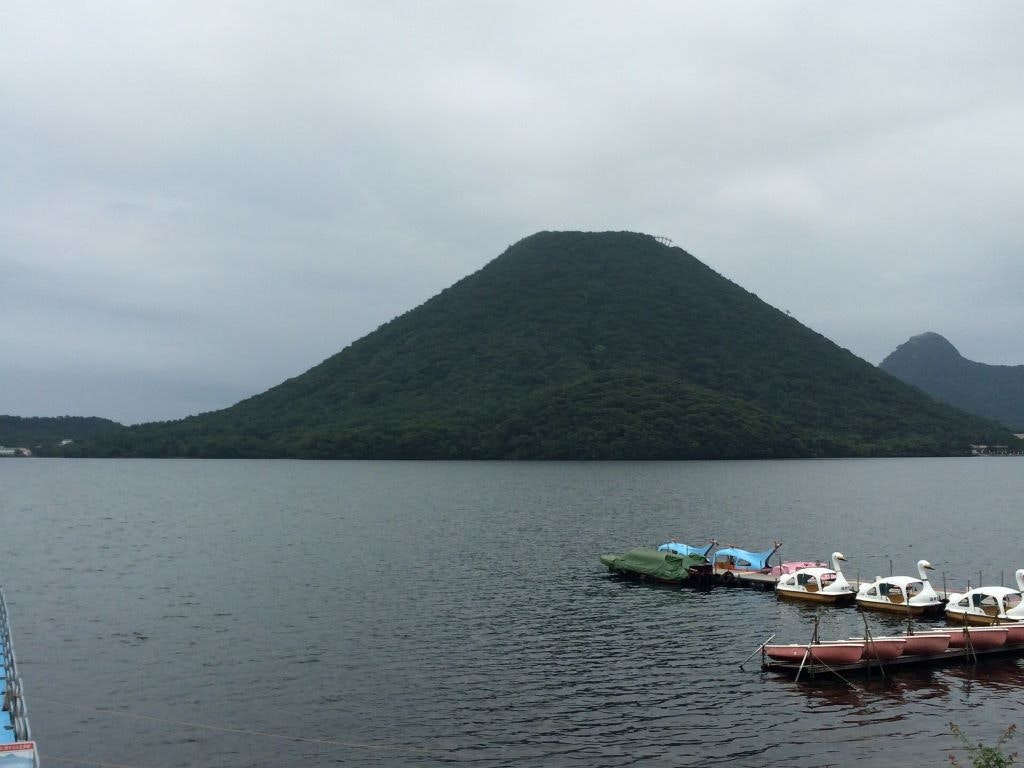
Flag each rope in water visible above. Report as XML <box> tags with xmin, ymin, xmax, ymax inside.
<box><xmin>34</xmin><ymin>696</ymin><xmax>437</xmax><ymax>760</ymax></box>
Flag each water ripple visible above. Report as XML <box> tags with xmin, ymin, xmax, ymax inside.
<box><xmin>3</xmin><ymin>459</ymin><xmax>1024</xmax><ymax>766</ymax></box>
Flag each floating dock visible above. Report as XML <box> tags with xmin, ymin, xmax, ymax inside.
<box><xmin>727</xmin><ymin>570</ymin><xmax>780</xmax><ymax>590</ymax></box>
<box><xmin>762</xmin><ymin>642</ymin><xmax>1024</xmax><ymax>679</ymax></box>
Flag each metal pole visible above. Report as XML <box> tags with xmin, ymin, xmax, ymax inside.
<box><xmin>795</xmin><ymin>646</ymin><xmax>811</xmax><ymax>682</ymax></box>
<box><xmin>740</xmin><ymin>634</ymin><xmax>776</xmax><ymax>670</ymax></box>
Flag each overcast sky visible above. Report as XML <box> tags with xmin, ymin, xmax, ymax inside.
<box><xmin>3</xmin><ymin>2</ymin><xmax>1023</xmax><ymax>424</ymax></box>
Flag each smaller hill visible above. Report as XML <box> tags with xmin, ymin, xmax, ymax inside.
<box><xmin>880</xmin><ymin>333</ymin><xmax>1024</xmax><ymax>430</ymax></box>
<box><xmin>0</xmin><ymin>415</ymin><xmax>125</xmax><ymax>453</ymax></box>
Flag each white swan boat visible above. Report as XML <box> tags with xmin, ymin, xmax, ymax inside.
<box><xmin>945</xmin><ymin>569</ymin><xmax>1024</xmax><ymax>626</ymax></box>
<box><xmin>855</xmin><ymin>560</ymin><xmax>944</xmax><ymax>615</ymax></box>
<box><xmin>775</xmin><ymin>552</ymin><xmax>854</xmax><ymax>604</ymax></box>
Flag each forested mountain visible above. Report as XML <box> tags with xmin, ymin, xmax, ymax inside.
<box><xmin>61</xmin><ymin>231</ymin><xmax>1017</xmax><ymax>459</ymax></box>
<box><xmin>880</xmin><ymin>332</ymin><xmax>1024</xmax><ymax>430</ymax></box>
<box><xmin>0</xmin><ymin>415</ymin><xmax>124</xmax><ymax>449</ymax></box>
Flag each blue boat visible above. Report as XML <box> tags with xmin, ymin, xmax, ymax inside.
<box><xmin>713</xmin><ymin>541</ymin><xmax>782</xmax><ymax>582</ymax></box>
<box><xmin>657</xmin><ymin>539</ymin><xmax>716</xmax><ymax>558</ymax></box>
<box><xmin>0</xmin><ymin>589</ymin><xmax>38</xmax><ymax>767</ymax></box>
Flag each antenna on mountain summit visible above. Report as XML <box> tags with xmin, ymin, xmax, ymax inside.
<box><xmin>653</xmin><ymin>235</ymin><xmax>674</xmax><ymax>246</ymax></box>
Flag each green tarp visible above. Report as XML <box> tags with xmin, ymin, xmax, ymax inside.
<box><xmin>600</xmin><ymin>547</ymin><xmax>707</xmax><ymax>582</ymax></box>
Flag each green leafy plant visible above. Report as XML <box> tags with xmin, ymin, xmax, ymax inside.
<box><xmin>949</xmin><ymin>722</ymin><xmax>1018</xmax><ymax>768</ymax></box>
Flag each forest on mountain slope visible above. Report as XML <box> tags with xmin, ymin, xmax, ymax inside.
<box><xmin>49</xmin><ymin>231</ymin><xmax>1019</xmax><ymax>459</ymax></box>
<box><xmin>0</xmin><ymin>415</ymin><xmax>123</xmax><ymax>449</ymax></box>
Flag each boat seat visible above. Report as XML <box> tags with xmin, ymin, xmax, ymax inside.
<box><xmin>888</xmin><ymin>594</ymin><xmax>905</xmax><ymax>604</ymax></box>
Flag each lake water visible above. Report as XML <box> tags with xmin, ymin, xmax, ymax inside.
<box><xmin>1</xmin><ymin>458</ymin><xmax>1022</xmax><ymax>767</ymax></box>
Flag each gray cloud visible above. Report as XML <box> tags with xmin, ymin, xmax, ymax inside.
<box><xmin>4</xmin><ymin>1</ymin><xmax>1023</xmax><ymax>424</ymax></box>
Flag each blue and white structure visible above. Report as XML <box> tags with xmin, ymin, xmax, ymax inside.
<box><xmin>657</xmin><ymin>539</ymin><xmax>716</xmax><ymax>558</ymax></box>
<box><xmin>0</xmin><ymin>589</ymin><xmax>38</xmax><ymax>766</ymax></box>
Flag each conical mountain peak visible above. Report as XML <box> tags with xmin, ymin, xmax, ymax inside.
<box><xmin>59</xmin><ymin>232</ymin><xmax>1017</xmax><ymax>458</ymax></box>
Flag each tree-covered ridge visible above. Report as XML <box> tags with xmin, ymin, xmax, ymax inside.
<box><xmin>880</xmin><ymin>332</ymin><xmax>1024</xmax><ymax>431</ymax></box>
<box><xmin>1</xmin><ymin>415</ymin><xmax>124</xmax><ymax>449</ymax></box>
<box><xmin>61</xmin><ymin>231</ymin><xmax>1019</xmax><ymax>458</ymax></box>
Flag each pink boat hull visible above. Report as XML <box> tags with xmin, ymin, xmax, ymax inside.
<box><xmin>764</xmin><ymin>644</ymin><xmax>810</xmax><ymax>662</ymax></box>
<box><xmin>764</xmin><ymin>642</ymin><xmax>865</xmax><ymax>664</ymax></box>
<box><xmin>898</xmin><ymin>633</ymin><xmax>951</xmax><ymax>656</ymax></box>
<box><xmin>769</xmin><ymin>561</ymin><xmax>826</xmax><ymax>576</ymax></box>
<box><xmin>941</xmin><ymin>626</ymin><xmax>1008</xmax><ymax>649</ymax></box>
<box><xmin>1003</xmin><ymin>624</ymin><xmax>1024</xmax><ymax>644</ymax></box>
<box><xmin>810</xmin><ymin>642</ymin><xmax>866</xmax><ymax>664</ymax></box>
<box><xmin>861</xmin><ymin>637</ymin><xmax>906</xmax><ymax>659</ymax></box>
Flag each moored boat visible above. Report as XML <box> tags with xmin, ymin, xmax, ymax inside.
<box><xmin>944</xmin><ymin>569</ymin><xmax>1024</xmax><ymax>625</ymax></box>
<box><xmin>1002</xmin><ymin>624</ymin><xmax>1024</xmax><ymax>644</ymax></box>
<box><xmin>657</xmin><ymin>539</ymin><xmax>716</xmax><ymax>558</ymax></box>
<box><xmin>855</xmin><ymin>560</ymin><xmax>944</xmax><ymax>616</ymax></box>
<box><xmin>775</xmin><ymin>552</ymin><xmax>855</xmax><ymax>604</ymax></box>
<box><xmin>893</xmin><ymin>632</ymin><xmax>951</xmax><ymax>656</ymax></box>
<box><xmin>847</xmin><ymin>636</ymin><xmax>906</xmax><ymax>660</ymax></box>
<box><xmin>931</xmin><ymin>625</ymin><xmax>1009</xmax><ymax>650</ymax></box>
<box><xmin>713</xmin><ymin>541</ymin><xmax>782</xmax><ymax>581</ymax></box>
<box><xmin>600</xmin><ymin>547</ymin><xmax>712</xmax><ymax>585</ymax></box>
<box><xmin>764</xmin><ymin>640</ymin><xmax>865</xmax><ymax>665</ymax></box>
<box><xmin>769</xmin><ymin>560</ymin><xmax>827</xmax><ymax>577</ymax></box>
<box><xmin>763</xmin><ymin>643</ymin><xmax>812</xmax><ymax>662</ymax></box>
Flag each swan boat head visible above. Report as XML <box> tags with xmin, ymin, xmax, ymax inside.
<box><xmin>829</xmin><ymin>552</ymin><xmax>852</xmax><ymax>591</ymax></box>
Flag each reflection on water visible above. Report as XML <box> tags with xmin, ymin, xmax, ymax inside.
<box><xmin>943</xmin><ymin>657</ymin><xmax>1024</xmax><ymax>693</ymax></box>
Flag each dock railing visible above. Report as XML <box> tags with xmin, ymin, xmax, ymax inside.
<box><xmin>0</xmin><ymin>587</ymin><xmax>39</xmax><ymax>766</ymax></box>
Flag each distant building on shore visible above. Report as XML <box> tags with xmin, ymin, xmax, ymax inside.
<box><xmin>970</xmin><ymin>444</ymin><xmax>1016</xmax><ymax>456</ymax></box>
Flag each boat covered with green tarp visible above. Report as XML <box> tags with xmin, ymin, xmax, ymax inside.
<box><xmin>600</xmin><ymin>548</ymin><xmax>712</xmax><ymax>585</ymax></box>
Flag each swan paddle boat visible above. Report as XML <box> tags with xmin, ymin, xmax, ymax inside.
<box><xmin>775</xmin><ymin>552</ymin><xmax>854</xmax><ymax>604</ymax></box>
<box><xmin>945</xmin><ymin>569</ymin><xmax>1024</xmax><ymax>625</ymax></box>
<box><xmin>855</xmin><ymin>560</ymin><xmax>944</xmax><ymax>615</ymax></box>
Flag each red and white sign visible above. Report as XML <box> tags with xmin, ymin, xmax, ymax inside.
<box><xmin>0</xmin><ymin>743</ymin><xmax>34</xmax><ymax>753</ymax></box>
